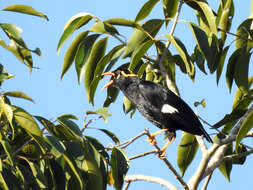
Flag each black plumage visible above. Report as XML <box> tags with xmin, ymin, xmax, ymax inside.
<box><xmin>103</xmin><ymin>69</ymin><xmax>212</xmax><ymax>143</ymax></box>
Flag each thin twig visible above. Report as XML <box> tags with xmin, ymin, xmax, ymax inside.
<box><xmin>103</xmin><ymin>131</ymin><xmax>147</xmax><ymax>151</ymax></box>
<box><xmin>201</xmin><ymin>171</ymin><xmax>213</xmax><ymax>190</ymax></box>
<box><xmin>123</xmin><ymin>181</ymin><xmax>131</xmax><ymax>190</ymax></box>
<box><xmin>144</xmin><ymin>128</ymin><xmax>190</xmax><ymax>190</ymax></box>
<box><xmin>124</xmin><ymin>174</ymin><xmax>179</xmax><ymax>190</ymax></box>
<box><xmin>129</xmin><ymin>149</ymin><xmax>157</xmax><ymax>160</ymax></box>
<box><xmin>218</xmin><ymin>28</ymin><xmax>253</xmax><ymax>42</ymax></box>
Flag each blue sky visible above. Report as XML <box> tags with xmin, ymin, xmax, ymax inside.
<box><xmin>0</xmin><ymin>0</ymin><xmax>253</xmax><ymax>189</ymax></box>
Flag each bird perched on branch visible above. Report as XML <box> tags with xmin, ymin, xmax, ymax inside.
<box><xmin>102</xmin><ymin>69</ymin><xmax>212</xmax><ymax>154</ymax></box>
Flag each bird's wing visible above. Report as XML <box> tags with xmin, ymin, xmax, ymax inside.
<box><xmin>138</xmin><ymin>80</ymin><xmax>201</xmax><ymax>129</ymax></box>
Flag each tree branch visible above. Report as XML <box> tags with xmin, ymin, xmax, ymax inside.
<box><xmin>201</xmin><ymin>172</ymin><xmax>213</xmax><ymax>190</ymax></box>
<box><xmin>189</xmin><ymin>104</ymin><xmax>253</xmax><ymax>189</ymax></box>
<box><xmin>117</xmin><ymin>131</ymin><xmax>147</xmax><ymax>149</ymax></box>
<box><xmin>124</xmin><ymin>174</ymin><xmax>179</xmax><ymax>190</ymax></box>
<box><xmin>144</xmin><ymin>128</ymin><xmax>190</xmax><ymax>190</ymax></box>
<box><xmin>129</xmin><ymin>149</ymin><xmax>157</xmax><ymax>160</ymax></box>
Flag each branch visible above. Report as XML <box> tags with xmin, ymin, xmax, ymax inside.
<box><xmin>223</xmin><ymin>148</ymin><xmax>253</xmax><ymax>161</ymax></box>
<box><xmin>204</xmin><ymin>104</ymin><xmax>253</xmax><ymax>176</ymax></box>
<box><xmin>117</xmin><ymin>131</ymin><xmax>147</xmax><ymax>149</ymax></box>
<box><xmin>189</xmin><ymin>104</ymin><xmax>253</xmax><ymax>189</ymax></box>
<box><xmin>124</xmin><ymin>175</ymin><xmax>179</xmax><ymax>190</ymax></box>
<box><xmin>196</xmin><ymin>136</ymin><xmax>208</xmax><ymax>153</ymax></box>
<box><xmin>144</xmin><ymin>128</ymin><xmax>190</xmax><ymax>190</ymax></box>
<box><xmin>157</xmin><ymin>0</ymin><xmax>184</xmax><ymax>95</ymax></box>
<box><xmin>201</xmin><ymin>172</ymin><xmax>213</xmax><ymax>190</ymax></box>
<box><xmin>129</xmin><ymin>149</ymin><xmax>157</xmax><ymax>160</ymax></box>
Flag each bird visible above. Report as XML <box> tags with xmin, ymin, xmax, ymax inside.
<box><xmin>102</xmin><ymin>68</ymin><xmax>212</xmax><ymax>154</ymax></box>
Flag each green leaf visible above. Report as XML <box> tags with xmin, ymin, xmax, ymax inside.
<box><xmin>194</xmin><ymin>99</ymin><xmax>206</xmax><ymax>108</ymax></box>
<box><xmin>234</xmin><ymin>51</ymin><xmax>251</xmax><ymax>94</ymax></box>
<box><xmin>135</xmin><ymin>0</ymin><xmax>159</xmax><ymax>22</ymax></box>
<box><xmin>56</xmin><ymin>118</ymin><xmax>83</xmax><ymax>141</ymax></box>
<box><xmin>20</xmin><ymin>156</ymin><xmax>47</xmax><ymax>188</ymax></box>
<box><xmin>103</xmin><ymin>86</ymin><xmax>119</xmax><ymax>107</ymax></box>
<box><xmin>86</xmin><ymin>107</ymin><xmax>112</xmax><ymax>123</ymax></box>
<box><xmin>235</xmin><ymin>18</ymin><xmax>253</xmax><ymax>51</ymax></box>
<box><xmin>57</xmin><ymin>114</ymin><xmax>79</xmax><ymax>120</ymax></box>
<box><xmin>213</xmin><ymin>109</ymin><xmax>247</xmax><ymax>129</ymax></box>
<box><xmin>0</xmin><ymin>64</ymin><xmax>14</xmax><ymax>85</ymax></box>
<box><xmin>12</xmin><ymin>106</ymin><xmax>42</xmax><ymax>137</ymax></box>
<box><xmin>2</xmin><ymin>4</ymin><xmax>48</xmax><ymax>21</ymax></box>
<box><xmin>187</xmin><ymin>0</ymin><xmax>217</xmax><ymax>35</ymax></box>
<box><xmin>105</xmin><ymin>18</ymin><xmax>137</xmax><ymax>27</ymax></box>
<box><xmin>89</xmin><ymin>45</ymin><xmax>124</xmax><ymax>105</ymax></box>
<box><xmin>98</xmin><ymin>129</ymin><xmax>120</xmax><ymax>145</ymax></box>
<box><xmin>0</xmin><ymin>171</ymin><xmax>9</xmax><ymax>190</ymax></box>
<box><xmin>162</xmin><ymin>0</ymin><xmax>179</xmax><ymax>25</ymax></box>
<box><xmin>236</xmin><ymin>109</ymin><xmax>253</xmax><ymax>151</ymax></box>
<box><xmin>62</xmin><ymin>153</ymin><xmax>83</xmax><ymax>189</ymax></box>
<box><xmin>84</xmin><ymin>37</ymin><xmax>108</xmax><ymax>102</ymax></box>
<box><xmin>3</xmin><ymin>91</ymin><xmax>34</xmax><ymax>102</ymax></box>
<box><xmin>61</xmin><ymin>31</ymin><xmax>89</xmax><ymax>79</ymax></box>
<box><xmin>218</xmin><ymin>0</ymin><xmax>234</xmax><ymax>42</ymax></box>
<box><xmin>57</xmin><ymin>12</ymin><xmax>93</xmax><ymax>53</ymax></box>
<box><xmin>177</xmin><ymin>132</ymin><xmax>199</xmax><ymax>177</ymax></box>
<box><xmin>104</xmin><ymin>47</ymin><xmax>125</xmax><ymax>73</ymax></box>
<box><xmin>225</xmin><ymin>49</ymin><xmax>241</xmax><ymax>92</ymax></box>
<box><xmin>34</xmin><ymin>116</ymin><xmax>56</xmax><ymax>137</ymax></box>
<box><xmin>44</xmin><ymin>136</ymin><xmax>66</xmax><ymax>158</ymax></box>
<box><xmin>90</xmin><ymin>22</ymin><xmax>119</xmax><ymax>34</ymax></box>
<box><xmin>187</xmin><ymin>22</ymin><xmax>216</xmax><ymax>72</ymax></box>
<box><xmin>123</xmin><ymin>96</ymin><xmax>135</xmax><ymax>114</ymax></box>
<box><xmin>191</xmin><ymin>46</ymin><xmax>206</xmax><ymax>74</ymax></box>
<box><xmin>111</xmin><ymin>147</ymin><xmax>130</xmax><ymax>190</ymax></box>
<box><xmin>82</xmin><ymin>140</ymin><xmax>103</xmax><ymax>190</ymax></box>
<box><xmin>0</xmin><ymin>139</ymin><xmax>14</xmax><ymax>166</ymax></box>
<box><xmin>218</xmin><ymin>143</ymin><xmax>233</xmax><ymax>182</ymax></box>
<box><xmin>0</xmin><ymin>101</ymin><xmax>13</xmax><ymax>125</ymax></box>
<box><xmin>129</xmin><ymin>40</ymin><xmax>153</xmax><ymax>71</ymax></box>
<box><xmin>233</xmin><ymin>76</ymin><xmax>253</xmax><ymax>109</ymax></box>
<box><xmin>123</xmin><ymin>19</ymin><xmax>164</xmax><ymax>57</ymax></box>
<box><xmin>216</xmin><ymin>46</ymin><xmax>229</xmax><ymax>84</ymax></box>
<box><xmin>85</xmin><ymin>136</ymin><xmax>109</xmax><ymax>160</ymax></box>
<box><xmin>0</xmin><ymin>23</ymin><xmax>22</xmax><ymax>40</ymax></box>
<box><xmin>166</xmin><ymin>34</ymin><xmax>195</xmax><ymax>79</ymax></box>
<box><xmin>75</xmin><ymin>34</ymin><xmax>101</xmax><ymax>84</ymax></box>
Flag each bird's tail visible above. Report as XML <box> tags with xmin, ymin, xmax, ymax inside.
<box><xmin>200</xmin><ymin>127</ymin><xmax>213</xmax><ymax>143</ymax></box>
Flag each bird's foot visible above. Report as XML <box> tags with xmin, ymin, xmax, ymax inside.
<box><xmin>147</xmin><ymin>129</ymin><xmax>168</xmax><ymax>145</ymax></box>
<box><xmin>147</xmin><ymin>135</ymin><xmax>157</xmax><ymax>145</ymax></box>
<box><xmin>158</xmin><ymin>150</ymin><xmax>166</xmax><ymax>159</ymax></box>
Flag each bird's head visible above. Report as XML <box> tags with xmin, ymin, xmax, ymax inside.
<box><xmin>102</xmin><ymin>69</ymin><xmax>137</xmax><ymax>90</ymax></box>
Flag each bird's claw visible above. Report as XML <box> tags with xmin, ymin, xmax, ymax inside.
<box><xmin>147</xmin><ymin>135</ymin><xmax>157</xmax><ymax>145</ymax></box>
<box><xmin>158</xmin><ymin>151</ymin><xmax>166</xmax><ymax>159</ymax></box>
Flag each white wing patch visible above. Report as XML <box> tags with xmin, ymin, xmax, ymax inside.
<box><xmin>161</xmin><ymin>104</ymin><xmax>179</xmax><ymax>114</ymax></box>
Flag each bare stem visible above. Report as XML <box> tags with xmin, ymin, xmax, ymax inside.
<box><xmin>129</xmin><ymin>149</ymin><xmax>157</xmax><ymax>160</ymax></box>
<box><xmin>116</xmin><ymin>131</ymin><xmax>147</xmax><ymax>149</ymax></box>
<box><xmin>124</xmin><ymin>174</ymin><xmax>179</xmax><ymax>190</ymax></box>
<box><xmin>201</xmin><ymin>172</ymin><xmax>213</xmax><ymax>190</ymax></box>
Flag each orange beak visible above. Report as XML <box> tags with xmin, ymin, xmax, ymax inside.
<box><xmin>102</xmin><ymin>72</ymin><xmax>115</xmax><ymax>90</ymax></box>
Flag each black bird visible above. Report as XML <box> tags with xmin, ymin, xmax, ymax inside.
<box><xmin>103</xmin><ymin>69</ymin><xmax>212</xmax><ymax>151</ymax></box>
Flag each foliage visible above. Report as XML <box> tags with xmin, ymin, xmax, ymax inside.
<box><xmin>0</xmin><ymin>0</ymin><xmax>253</xmax><ymax>190</ymax></box>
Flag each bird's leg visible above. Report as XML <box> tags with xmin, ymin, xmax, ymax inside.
<box><xmin>159</xmin><ymin>136</ymin><xmax>175</xmax><ymax>158</ymax></box>
<box><xmin>147</xmin><ymin>129</ymin><xmax>168</xmax><ymax>145</ymax></box>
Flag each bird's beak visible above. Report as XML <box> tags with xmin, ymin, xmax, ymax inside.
<box><xmin>102</xmin><ymin>72</ymin><xmax>115</xmax><ymax>90</ymax></box>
